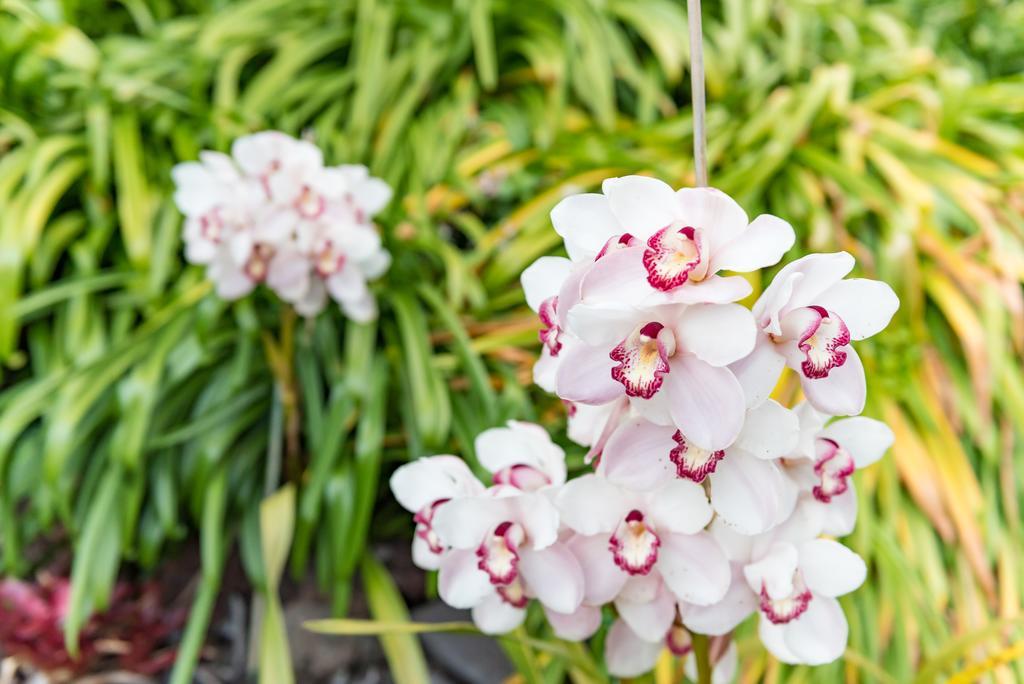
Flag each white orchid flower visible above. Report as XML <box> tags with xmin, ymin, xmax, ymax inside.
<box><xmin>731</xmin><ymin>252</ymin><xmax>899</xmax><ymax>415</ymax></box>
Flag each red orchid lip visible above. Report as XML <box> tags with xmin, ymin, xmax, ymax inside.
<box><xmin>295</xmin><ymin>184</ymin><xmax>327</xmax><ymax>219</ymax></box>
<box><xmin>669</xmin><ymin>430</ymin><xmax>725</xmax><ymax>483</ymax></box>
<box><xmin>477</xmin><ymin>521</ymin><xmax>525</xmax><ymax>585</ymax></box>
<box><xmin>760</xmin><ymin>572</ymin><xmax>812</xmax><ymax>625</ymax></box>
<box><xmin>496</xmin><ymin>577</ymin><xmax>529</xmax><ymax>608</ymax></box>
<box><xmin>610</xmin><ymin>322</ymin><xmax>672</xmax><ymax>399</ymax></box>
<box><xmin>315</xmin><ymin>241</ymin><xmax>346</xmax><ymax>277</ymax></box>
<box><xmin>413</xmin><ymin>498</ymin><xmax>451</xmax><ymax>554</ymax></box>
<box><xmin>595</xmin><ymin>233</ymin><xmax>639</xmax><ymax>260</ymax></box>
<box><xmin>493</xmin><ymin>464</ymin><xmax>551</xmax><ymax>491</ymax></box>
<box><xmin>243</xmin><ymin>243</ymin><xmax>274</xmax><ymax>282</ymax></box>
<box><xmin>812</xmin><ymin>437</ymin><xmax>855</xmax><ymax>503</ymax></box>
<box><xmin>642</xmin><ymin>225</ymin><xmax>704</xmax><ymax>291</ymax></box>
<box><xmin>666</xmin><ymin>623</ymin><xmax>694</xmax><ymax>656</ymax></box>
<box><xmin>538</xmin><ymin>296</ymin><xmax>562</xmax><ymax>356</ymax></box>
<box><xmin>797</xmin><ymin>305</ymin><xmax>851</xmax><ymax>379</ymax></box>
<box><xmin>609</xmin><ymin>510</ymin><xmax>660</xmax><ymax>576</ymax></box>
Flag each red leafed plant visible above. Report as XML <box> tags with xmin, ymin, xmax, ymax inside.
<box><xmin>0</xmin><ymin>573</ymin><xmax>185</xmax><ymax>680</ymax></box>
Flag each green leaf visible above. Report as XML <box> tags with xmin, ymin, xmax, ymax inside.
<box><xmin>258</xmin><ymin>484</ymin><xmax>296</xmax><ymax>684</ymax></box>
<box><xmin>360</xmin><ymin>554</ymin><xmax>431</xmax><ymax>684</ymax></box>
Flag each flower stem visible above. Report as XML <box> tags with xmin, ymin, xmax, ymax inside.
<box><xmin>261</xmin><ymin>306</ymin><xmax>301</xmax><ymax>484</ymax></box>
<box><xmin>692</xmin><ymin>632</ymin><xmax>712</xmax><ymax>684</ymax></box>
<box><xmin>687</xmin><ymin>0</ymin><xmax>708</xmax><ymax>187</ymax></box>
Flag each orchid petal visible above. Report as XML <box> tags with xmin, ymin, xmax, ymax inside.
<box><xmin>779</xmin><ymin>252</ymin><xmax>857</xmax><ymax>312</ymax></box>
<box><xmin>519</xmin><ymin>545</ymin><xmax>584</xmax><ymax>614</ymax></box>
<box><xmin>659</xmin><ymin>532</ymin><xmax>730</xmax><ymax>606</ymax></box>
<box><xmin>603</xmin><ymin>176</ymin><xmax>678</xmax><ymax>239</ymax></box>
<box><xmin>438</xmin><ymin>549</ymin><xmax>494</xmax><ymax>609</ymax></box>
<box><xmin>389</xmin><ymin>455</ymin><xmax>483</xmax><ymax>512</ymax></box>
<box><xmin>521</xmin><ymin>257</ymin><xmax>572</xmax><ymax>311</ymax></box>
<box><xmin>711</xmin><ymin>214</ymin><xmax>795</xmax><ymax>273</ymax></box>
<box><xmin>681</xmin><ymin>564</ymin><xmax>758</xmax><ymax>636</ymax></box>
<box><xmin>665</xmin><ymin>354</ymin><xmax>746</xmax><ymax>450</ymax></box>
<box><xmin>734</xmin><ymin>399</ymin><xmax>801</xmax><ymax>459</ymax></box>
<box><xmin>798</xmin><ymin>539</ymin><xmax>866</xmax><ymax>597</ymax></box>
<box><xmin>675</xmin><ymin>187</ymin><xmax>748</xmax><ymax>252</ymax></box>
<box><xmin>604</xmin><ymin>619</ymin><xmax>664</xmax><ymax>677</ymax></box>
<box><xmin>432</xmin><ymin>496</ymin><xmax>510</xmax><ymax>550</ymax></box>
<box><xmin>544</xmin><ymin>604</ymin><xmax>603</xmax><ymax>642</ymax></box>
<box><xmin>816</xmin><ymin>278</ymin><xmax>900</xmax><ymax>340</ymax></box>
<box><xmin>471</xmin><ymin>594</ymin><xmax>526</xmax><ymax>635</ymax></box>
<box><xmin>711</xmin><ymin>450</ymin><xmax>793</xmax><ymax>535</ymax></box>
<box><xmin>783</xmin><ymin>596</ymin><xmax>849</xmax><ymax>665</ymax></box>
<box><xmin>551</xmin><ymin>193</ymin><xmax>623</xmax><ymax>261</ymax></box>
<box><xmin>567</xmin><ymin>534</ymin><xmax>629</xmax><ymax>605</ymax></box>
<box><xmin>799</xmin><ymin>345</ymin><xmax>866</xmax><ymax>416</ymax></box>
<box><xmin>819</xmin><ymin>416</ymin><xmax>894</xmax><ymax>468</ymax></box>
<box><xmin>676</xmin><ymin>303</ymin><xmax>757</xmax><ymax>367</ymax></box>
<box><xmin>729</xmin><ymin>335</ymin><xmax>787</xmax><ymax>409</ymax></box>
<box><xmin>555</xmin><ymin>343</ymin><xmax>623</xmax><ymax>405</ymax></box>
<box><xmin>556</xmin><ymin>475</ymin><xmax>629</xmax><ymax>535</ymax></box>
<box><xmin>647</xmin><ymin>480</ymin><xmax>713</xmax><ymax>535</ymax></box>
<box><xmin>615</xmin><ymin>588</ymin><xmax>676</xmax><ymax>643</ymax></box>
<box><xmin>599</xmin><ymin>418</ymin><xmax>676</xmax><ymax>491</ymax></box>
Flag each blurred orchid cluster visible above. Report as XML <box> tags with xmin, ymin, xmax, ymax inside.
<box><xmin>391</xmin><ymin>177</ymin><xmax>899</xmax><ymax>677</ymax></box>
<box><xmin>172</xmin><ymin>131</ymin><xmax>392</xmax><ymax>321</ymax></box>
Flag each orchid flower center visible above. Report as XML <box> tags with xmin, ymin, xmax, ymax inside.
<box><xmin>244</xmin><ymin>243</ymin><xmax>274</xmax><ymax>282</ymax></box>
<box><xmin>812</xmin><ymin>437</ymin><xmax>855</xmax><ymax>503</ymax></box>
<box><xmin>344</xmin><ymin>193</ymin><xmax>366</xmax><ymax>224</ymax></box>
<box><xmin>666</xmin><ymin>622</ymin><xmax>693</xmax><ymax>656</ymax></box>
<box><xmin>610</xmin><ymin>322</ymin><xmax>675</xmax><ymax>399</ymax></box>
<box><xmin>477</xmin><ymin>521</ymin><xmax>526</xmax><ymax>585</ymax></box>
<box><xmin>670</xmin><ymin>431</ymin><xmax>725</xmax><ymax>483</ymax></box>
<box><xmin>781</xmin><ymin>305</ymin><xmax>851</xmax><ymax>379</ymax></box>
<box><xmin>595</xmin><ymin>233</ymin><xmax>639</xmax><ymax>260</ymax></box>
<box><xmin>759</xmin><ymin>571</ymin><xmax>812</xmax><ymax>625</ymax></box>
<box><xmin>199</xmin><ymin>209</ymin><xmax>224</xmax><ymax>243</ymax></box>
<box><xmin>538</xmin><ymin>296</ymin><xmax>562</xmax><ymax>356</ymax></box>
<box><xmin>258</xmin><ymin>159</ymin><xmax>283</xmax><ymax>199</ymax></box>
<box><xmin>315</xmin><ymin>240</ymin><xmax>346</xmax><ymax>277</ymax></box>
<box><xmin>642</xmin><ymin>225</ymin><xmax>709</xmax><ymax>290</ymax></box>
<box><xmin>412</xmin><ymin>498</ymin><xmax>450</xmax><ymax>554</ymax></box>
<box><xmin>295</xmin><ymin>184</ymin><xmax>327</xmax><ymax>219</ymax></box>
<box><xmin>496</xmin><ymin>576</ymin><xmax>529</xmax><ymax>608</ymax></box>
<box><xmin>609</xmin><ymin>510</ymin><xmax>660</xmax><ymax>575</ymax></box>
<box><xmin>492</xmin><ymin>464</ymin><xmax>551</xmax><ymax>492</ymax></box>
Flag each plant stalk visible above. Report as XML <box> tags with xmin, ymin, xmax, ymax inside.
<box><xmin>687</xmin><ymin>0</ymin><xmax>708</xmax><ymax>187</ymax></box>
<box><xmin>692</xmin><ymin>632</ymin><xmax>712</xmax><ymax>684</ymax></box>
<box><xmin>261</xmin><ymin>306</ymin><xmax>301</xmax><ymax>484</ymax></box>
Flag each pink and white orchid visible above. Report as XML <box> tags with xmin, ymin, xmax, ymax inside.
<box><xmin>389</xmin><ymin>456</ymin><xmax>486</xmax><ymax>570</ymax></box>
<box><xmin>475</xmin><ymin>420</ymin><xmax>567</xmax><ymax>490</ymax></box>
<box><xmin>549</xmin><ymin>176</ymin><xmax>795</xmax><ymax>298</ymax></box>
<box><xmin>555</xmin><ymin>474</ymin><xmax>730</xmax><ymax>606</ymax></box>
<box><xmin>744</xmin><ymin>539</ymin><xmax>866</xmax><ymax>665</ymax></box>
<box><xmin>604</xmin><ymin>616</ymin><xmax>738</xmax><ymax>682</ymax></box>
<box><xmin>731</xmin><ymin>252</ymin><xmax>899</xmax><ymax>415</ymax></box>
<box><xmin>780</xmin><ymin>402</ymin><xmax>894</xmax><ymax>535</ymax></box>
<box><xmin>431</xmin><ymin>487</ymin><xmax>584</xmax><ymax>634</ymax></box>
<box><xmin>172</xmin><ymin>131</ymin><xmax>392</xmax><ymax>321</ymax></box>
<box><xmin>553</xmin><ymin>301</ymin><xmax>755</xmax><ymax>450</ymax></box>
<box><xmin>598</xmin><ymin>399</ymin><xmax>801</xmax><ymax>535</ymax></box>
<box><xmin>393</xmin><ymin>172</ymin><xmax>896</xmax><ymax>679</ymax></box>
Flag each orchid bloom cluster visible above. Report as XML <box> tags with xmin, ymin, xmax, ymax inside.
<box><xmin>391</xmin><ymin>176</ymin><xmax>898</xmax><ymax>677</ymax></box>
<box><xmin>172</xmin><ymin>131</ymin><xmax>392</xmax><ymax>321</ymax></box>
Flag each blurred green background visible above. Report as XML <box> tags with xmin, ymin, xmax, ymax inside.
<box><xmin>2</xmin><ymin>0</ymin><xmax>1024</xmax><ymax>681</ymax></box>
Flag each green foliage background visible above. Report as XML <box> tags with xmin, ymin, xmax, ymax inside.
<box><xmin>2</xmin><ymin>0</ymin><xmax>1024</xmax><ymax>681</ymax></box>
